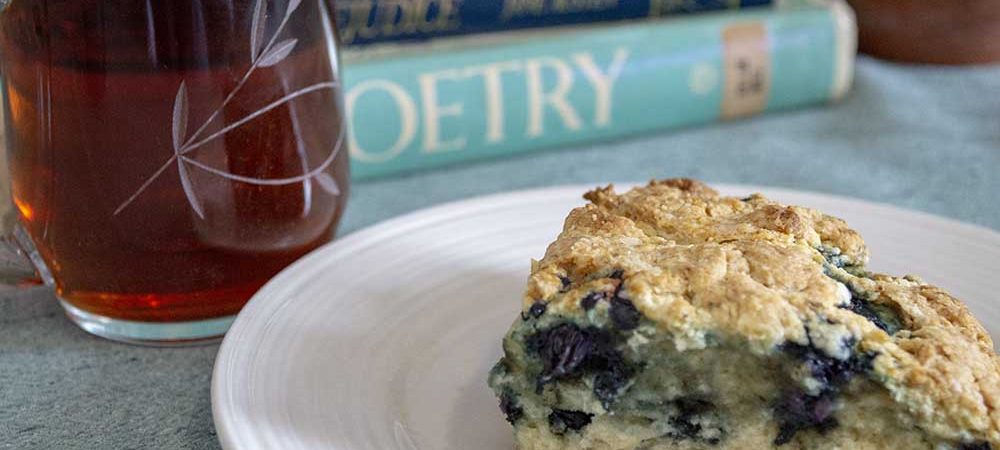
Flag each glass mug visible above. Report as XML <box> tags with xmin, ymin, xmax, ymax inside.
<box><xmin>0</xmin><ymin>0</ymin><xmax>349</xmax><ymax>344</ymax></box>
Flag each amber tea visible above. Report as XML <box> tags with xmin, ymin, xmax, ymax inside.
<box><xmin>0</xmin><ymin>0</ymin><xmax>348</xmax><ymax>340</ymax></box>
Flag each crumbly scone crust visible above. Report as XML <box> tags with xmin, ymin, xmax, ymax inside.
<box><xmin>522</xmin><ymin>179</ymin><xmax>999</xmax><ymax>446</ymax></box>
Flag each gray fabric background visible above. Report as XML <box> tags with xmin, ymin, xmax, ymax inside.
<box><xmin>1</xmin><ymin>56</ymin><xmax>998</xmax><ymax>449</ymax></box>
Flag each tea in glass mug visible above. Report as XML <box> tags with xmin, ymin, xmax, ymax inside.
<box><xmin>0</xmin><ymin>0</ymin><xmax>349</xmax><ymax>343</ymax></box>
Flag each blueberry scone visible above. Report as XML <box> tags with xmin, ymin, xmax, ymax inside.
<box><xmin>488</xmin><ymin>179</ymin><xmax>998</xmax><ymax>450</ymax></box>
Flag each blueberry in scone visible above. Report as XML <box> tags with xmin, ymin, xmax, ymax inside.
<box><xmin>488</xmin><ymin>179</ymin><xmax>999</xmax><ymax>450</ymax></box>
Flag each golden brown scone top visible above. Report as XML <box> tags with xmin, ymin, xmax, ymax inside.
<box><xmin>524</xmin><ymin>179</ymin><xmax>999</xmax><ymax>446</ymax></box>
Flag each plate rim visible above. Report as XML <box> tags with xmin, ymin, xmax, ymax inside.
<box><xmin>211</xmin><ymin>182</ymin><xmax>1000</xmax><ymax>450</ymax></box>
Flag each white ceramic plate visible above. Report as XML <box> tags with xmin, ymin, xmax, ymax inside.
<box><xmin>212</xmin><ymin>184</ymin><xmax>1000</xmax><ymax>450</ymax></box>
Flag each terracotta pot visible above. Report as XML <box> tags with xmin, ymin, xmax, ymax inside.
<box><xmin>847</xmin><ymin>0</ymin><xmax>1000</xmax><ymax>64</ymax></box>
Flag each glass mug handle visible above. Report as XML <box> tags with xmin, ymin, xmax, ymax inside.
<box><xmin>0</xmin><ymin>222</ymin><xmax>45</xmax><ymax>286</ymax></box>
<box><xmin>0</xmin><ymin>101</ymin><xmax>43</xmax><ymax>287</ymax></box>
<box><xmin>0</xmin><ymin>72</ymin><xmax>43</xmax><ymax>287</ymax></box>
<box><xmin>0</xmin><ymin>169</ymin><xmax>45</xmax><ymax>287</ymax></box>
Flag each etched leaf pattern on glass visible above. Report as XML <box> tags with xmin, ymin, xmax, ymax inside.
<box><xmin>249</xmin><ymin>0</ymin><xmax>268</xmax><ymax>60</ymax></box>
<box><xmin>114</xmin><ymin>0</ymin><xmax>341</xmax><ymax>218</ymax></box>
<box><xmin>315</xmin><ymin>173</ymin><xmax>340</xmax><ymax>195</ymax></box>
<box><xmin>170</xmin><ymin>81</ymin><xmax>206</xmax><ymax>219</ymax></box>
<box><xmin>258</xmin><ymin>39</ymin><xmax>298</xmax><ymax>67</ymax></box>
<box><xmin>171</xmin><ymin>81</ymin><xmax>189</xmax><ymax>153</ymax></box>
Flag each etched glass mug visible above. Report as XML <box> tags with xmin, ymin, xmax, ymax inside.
<box><xmin>0</xmin><ymin>0</ymin><xmax>349</xmax><ymax>344</ymax></box>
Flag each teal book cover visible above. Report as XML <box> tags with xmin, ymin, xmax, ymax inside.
<box><xmin>342</xmin><ymin>0</ymin><xmax>856</xmax><ymax>180</ymax></box>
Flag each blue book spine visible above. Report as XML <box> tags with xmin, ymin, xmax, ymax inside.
<box><xmin>337</xmin><ymin>0</ymin><xmax>774</xmax><ymax>46</ymax></box>
<box><xmin>342</xmin><ymin>1</ymin><xmax>857</xmax><ymax>180</ymax></box>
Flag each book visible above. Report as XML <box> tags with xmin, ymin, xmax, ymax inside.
<box><xmin>341</xmin><ymin>0</ymin><xmax>856</xmax><ymax>180</ymax></box>
<box><xmin>337</xmin><ymin>0</ymin><xmax>774</xmax><ymax>46</ymax></box>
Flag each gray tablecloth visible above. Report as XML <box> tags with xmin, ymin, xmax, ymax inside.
<box><xmin>2</xmin><ymin>56</ymin><xmax>998</xmax><ymax>449</ymax></box>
